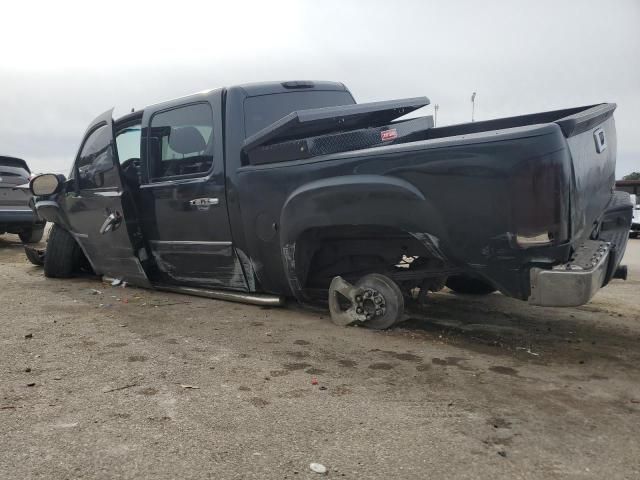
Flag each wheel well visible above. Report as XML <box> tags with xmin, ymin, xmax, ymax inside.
<box><xmin>294</xmin><ymin>225</ymin><xmax>453</xmax><ymax>294</ymax></box>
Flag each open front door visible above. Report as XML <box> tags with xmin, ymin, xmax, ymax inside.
<box><xmin>60</xmin><ymin>109</ymin><xmax>151</xmax><ymax>287</ymax></box>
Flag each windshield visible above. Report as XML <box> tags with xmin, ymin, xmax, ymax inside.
<box><xmin>243</xmin><ymin>90</ymin><xmax>355</xmax><ymax>137</ymax></box>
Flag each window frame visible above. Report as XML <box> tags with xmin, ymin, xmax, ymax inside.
<box><xmin>146</xmin><ymin>101</ymin><xmax>215</xmax><ymax>183</ymax></box>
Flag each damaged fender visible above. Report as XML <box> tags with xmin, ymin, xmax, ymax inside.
<box><xmin>279</xmin><ymin>174</ymin><xmax>447</xmax><ymax>300</ymax></box>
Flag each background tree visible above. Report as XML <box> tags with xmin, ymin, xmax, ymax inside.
<box><xmin>623</xmin><ymin>172</ymin><xmax>640</xmax><ymax>180</ymax></box>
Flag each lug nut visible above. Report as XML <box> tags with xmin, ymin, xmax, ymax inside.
<box><xmin>364</xmin><ymin>290</ymin><xmax>372</xmax><ymax>298</ymax></box>
<box><xmin>375</xmin><ymin>309</ymin><xmax>382</xmax><ymax>316</ymax></box>
<box><xmin>356</xmin><ymin>307</ymin><xmax>364</xmax><ymax>314</ymax></box>
<box><xmin>374</xmin><ymin>296</ymin><xmax>382</xmax><ymax>304</ymax></box>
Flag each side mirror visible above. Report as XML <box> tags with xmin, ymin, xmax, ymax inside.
<box><xmin>30</xmin><ymin>173</ymin><xmax>65</xmax><ymax>196</ymax></box>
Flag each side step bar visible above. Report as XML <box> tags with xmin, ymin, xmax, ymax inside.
<box><xmin>154</xmin><ymin>285</ymin><xmax>285</xmax><ymax>307</ymax></box>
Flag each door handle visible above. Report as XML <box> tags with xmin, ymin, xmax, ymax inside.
<box><xmin>99</xmin><ymin>212</ymin><xmax>122</xmax><ymax>234</ymax></box>
<box><xmin>189</xmin><ymin>198</ymin><xmax>219</xmax><ymax>211</ymax></box>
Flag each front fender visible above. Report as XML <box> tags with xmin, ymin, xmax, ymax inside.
<box><xmin>279</xmin><ymin>174</ymin><xmax>447</xmax><ymax>298</ymax></box>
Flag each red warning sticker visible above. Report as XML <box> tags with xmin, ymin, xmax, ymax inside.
<box><xmin>381</xmin><ymin>128</ymin><xmax>398</xmax><ymax>141</ymax></box>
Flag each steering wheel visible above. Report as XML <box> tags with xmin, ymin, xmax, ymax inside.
<box><xmin>120</xmin><ymin>158</ymin><xmax>141</xmax><ymax>184</ymax></box>
<box><xmin>120</xmin><ymin>157</ymin><xmax>140</xmax><ymax>173</ymax></box>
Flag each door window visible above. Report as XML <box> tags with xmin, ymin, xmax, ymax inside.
<box><xmin>148</xmin><ymin>103</ymin><xmax>214</xmax><ymax>180</ymax></box>
<box><xmin>77</xmin><ymin>124</ymin><xmax>118</xmax><ymax>189</ymax></box>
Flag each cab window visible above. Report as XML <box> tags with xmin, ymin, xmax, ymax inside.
<box><xmin>116</xmin><ymin>126</ymin><xmax>141</xmax><ymax>165</ymax></box>
<box><xmin>148</xmin><ymin>103</ymin><xmax>214</xmax><ymax>180</ymax></box>
<box><xmin>116</xmin><ymin>125</ymin><xmax>142</xmax><ymax>185</ymax></box>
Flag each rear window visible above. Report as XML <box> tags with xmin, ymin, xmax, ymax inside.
<box><xmin>0</xmin><ymin>157</ymin><xmax>30</xmax><ymax>174</ymax></box>
<box><xmin>0</xmin><ymin>165</ymin><xmax>29</xmax><ymax>181</ymax></box>
<box><xmin>243</xmin><ymin>90</ymin><xmax>355</xmax><ymax>137</ymax></box>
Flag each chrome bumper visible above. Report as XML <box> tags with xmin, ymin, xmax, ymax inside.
<box><xmin>528</xmin><ymin>240</ymin><xmax>611</xmax><ymax>307</ymax></box>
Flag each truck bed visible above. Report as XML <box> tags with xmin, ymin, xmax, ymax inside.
<box><xmin>236</xmin><ymin>102</ymin><xmax>620</xmax><ymax>302</ymax></box>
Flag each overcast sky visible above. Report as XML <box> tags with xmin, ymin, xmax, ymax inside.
<box><xmin>1</xmin><ymin>0</ymin><xmax>638</xmax><ymax>177</ymax></box>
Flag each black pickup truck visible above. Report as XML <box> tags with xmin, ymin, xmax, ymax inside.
<box><xmin>29</xmin><ymin>80</ymin><xmax>632</xmax><ymax>329</ymax></box>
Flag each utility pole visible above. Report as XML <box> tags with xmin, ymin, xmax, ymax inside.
<box><xmin>471</xmin><ymin>92</ymin><xmax>476</xmax><ymax>122</ymax></box>
<box><xmin>434</xmin><ymin>104</ymin><xmax>439</xmax><ymax>127</ymax></box>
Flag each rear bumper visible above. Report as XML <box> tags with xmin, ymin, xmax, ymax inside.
<box><xmin>528</xmin><ymin>240</ymin><xmax>611</xmax><ymax>307</ymax></box>
<box><xmin>0</xmin><ymin>208</ymin><xmax>40</xmax><ymax>226</ymax></box>
<box><xmin>528</xmin><ymin>191</ymin><xmax>632</xmax><ymax>307</ymax></box>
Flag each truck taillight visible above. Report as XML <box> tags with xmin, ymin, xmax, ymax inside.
<box><xmin>510</xmin><ymin>151</ymin><xmax>571</xmax><ymax>249</ymax></box>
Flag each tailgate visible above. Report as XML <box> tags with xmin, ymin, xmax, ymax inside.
<box><xmin>555</xmin><ymin>103</ymin><xmax>617</xmax><ymax>241</ymax></box>
<box><xmin>0</xmin><ymin>167</ymin><xmax>31</xmax><ymax>208</ymax></box>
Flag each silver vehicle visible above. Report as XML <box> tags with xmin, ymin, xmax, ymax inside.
<box><xmin>0</xmin><ymin>156</ymin><xmax>45</xmax><ymax>243</ymax></box>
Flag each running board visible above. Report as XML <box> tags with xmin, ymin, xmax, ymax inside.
<box><xmin>154</xmin><ymin>285</ymin><xmax>285</xmax><ymax>307</ymax></box>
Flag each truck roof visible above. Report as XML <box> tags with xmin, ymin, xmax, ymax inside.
<box><xmin>231</xmin><ymin>80</ymin><xmax>349</xmax><ymax>97</ymax></box>
<box><xmin>116</xmin><ymin>81</ymin><xmax>350</xmax><ymax>124</ymax></box>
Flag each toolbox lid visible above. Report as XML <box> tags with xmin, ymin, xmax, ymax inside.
<box><xmin>242</xmin><ymin>97</ymin><xmax>430</xmax><ymax>152</ymax></box>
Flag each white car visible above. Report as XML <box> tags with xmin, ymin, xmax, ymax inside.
<box><xmin>631</xmin><ymin>194</ymin><xmax>640</xmax><ymax>238</ymax></box>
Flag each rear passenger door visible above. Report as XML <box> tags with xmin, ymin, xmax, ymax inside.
<box><xmin>138</xmin><ymin>91</ymin><xmax>247</xmax><ymax>290</ymax></box>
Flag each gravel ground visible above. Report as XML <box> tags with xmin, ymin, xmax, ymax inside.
<box><xmin>1</xmin><ymin>234</ymin><xmax>639</xmax><ymax>479</ymax></box>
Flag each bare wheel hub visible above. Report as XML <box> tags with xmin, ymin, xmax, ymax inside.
<box><xmin>328</xmin><ymin>274</ymin><xmax>405</xmax><ymax>329</ymax></box>
<box><xmin>355</xmin><ymin>288</ymin><xmax>386</xmax><ymax>319</ymax></box>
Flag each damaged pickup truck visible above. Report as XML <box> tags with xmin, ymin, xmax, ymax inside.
<box><xmin>29</xmin><ymin>80</ymin><xmax>632</xmax><ymax>328</ymax></box>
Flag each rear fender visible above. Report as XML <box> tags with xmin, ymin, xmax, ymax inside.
<box><xmin>279</xmin><ymin>175</ymin><xmax>446</xmax><ymax>299</ymax></box>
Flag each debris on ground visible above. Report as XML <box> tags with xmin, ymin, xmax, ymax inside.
<box><xmin>24</xmin><ymin>333</ymin><xmax>32</xmax><ymax>339</ymax></box>
<box><xmin>89</xmin><ymin>289</ymin><xmax>103</xmax><ymax>295</ymax></box>
<box><xmin>103</xmin><ymin>383</ymin><xmax>138</xmax><ymax>393</ymax></box>
<box><xmin>55</xmin><ymin>422</ymin><xmax>79</xmax><ymax>428</ymax></box>
<box><xmin>310</xmin><ymin>463</ymin><xmax>327</xmax><ymax>474</ymax></box>
<box><xmin>180</xmin><ymin>384</ymin><xmax>200</xmax><ymax>389</ymax></box>
<box><xmin>319</xmin><ymin>386</ymin><xmax>328</xmax><ymax>391</ymax></box>
<box><xmin>516</xmin><ymin>346</ymin><xmax>540</xmax><ymax>356</ymax></box>
<box><xmin>26</xmin><ymin>382</ymin><xmax>35</xmax><ymax>387</ymax></box>
<box><xmin>311</xmin><ymin>377</ymin><xmax>319</xmax><ymax>385</ymax></box>
<box><xmin>111</xmin><ymin>278</ymin><xmax>122</xmax><ymax>286</ymax></box>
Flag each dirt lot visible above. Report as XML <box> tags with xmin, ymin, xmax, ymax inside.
<box><xmin>1</xmin><ymin>234</ymin><xmax>639</xmax><ymax>480</ymax></box>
